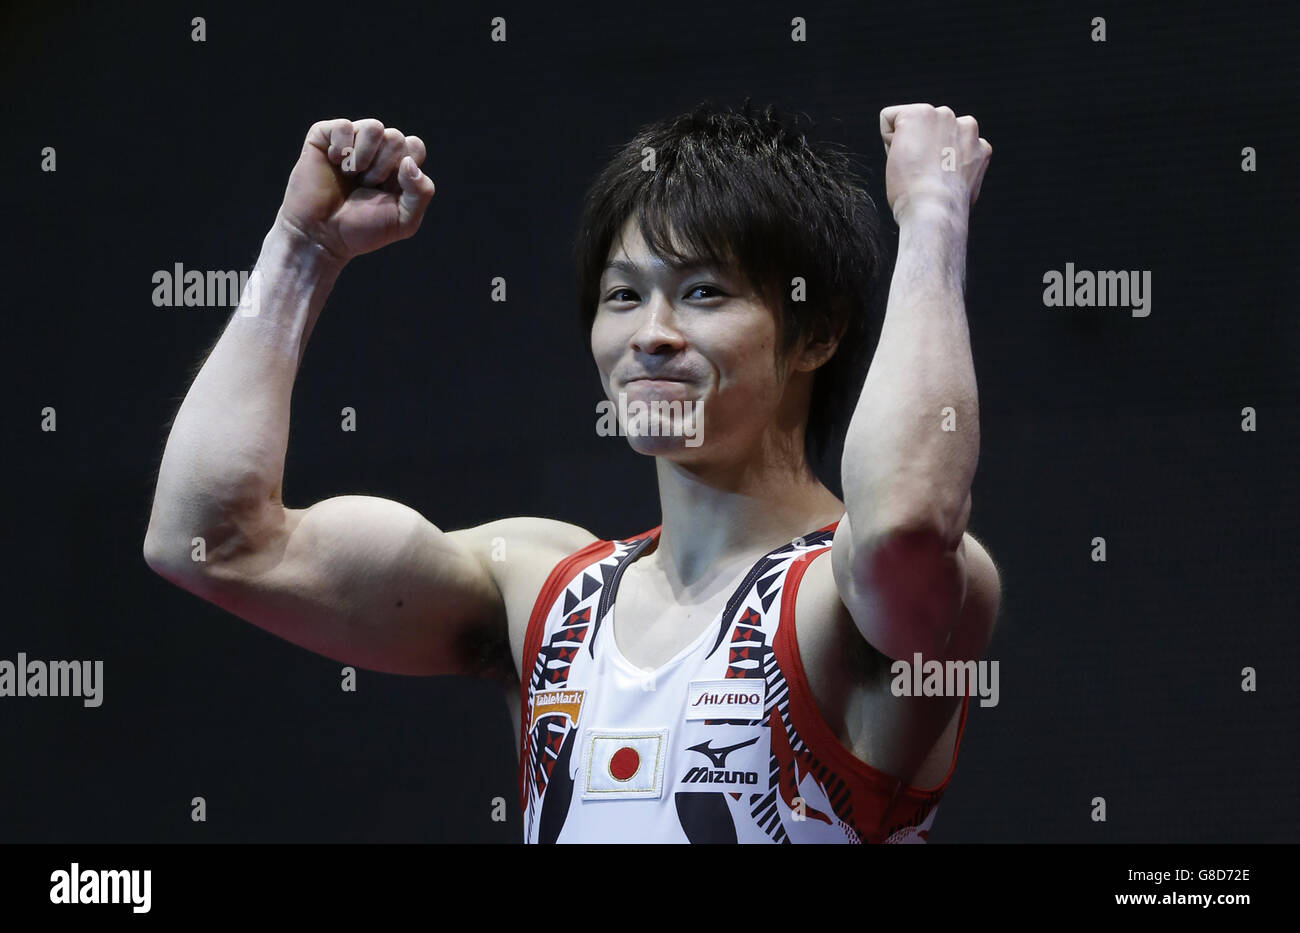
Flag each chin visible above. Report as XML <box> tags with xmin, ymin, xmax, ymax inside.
<box><xmin>625</xmin><ymin>432</ymin><xmax>706</xmax><ymax>459</ymax></box>
<box><xmin>619</xmin><ymin>402</ymin><xmax>705</xmax><ymax>452</ymax></box>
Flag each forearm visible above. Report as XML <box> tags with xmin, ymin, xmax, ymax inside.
<box><xmin>841</xmin><ymin>203</ymin><xmax>979</xmax><ymax>545</ymax></box>
<box><xmin>145</xmin><ymin>219</ymin><xmax>346</xmax><ymax>566</ymax></box>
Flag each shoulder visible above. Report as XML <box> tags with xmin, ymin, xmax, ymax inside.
<box><xmin>446</xmin><ymin>516</ymin><xmax>600</xmax><ymax>560</ymax></box>
<box><xmin>446</xmin><ymin>517</ymin><xmax>602</xmax><ymax>679</ymax></box>
<box><xmin>804</xmin><ymin>528</ymin><xmax>1001</xmax><ymax>666</ymax></box>
<box><xmin>446</xmin><ymin>516</ymin><xmax>602</xmax><ymax>617</ymax></box>
<box><xmin>950</xmin><ymin>530</ymin><xmax>1002</xmax><ymax>661</ymax></box>
<box><xmin>792</xmin><ymin>544</ymin><xmax>891</xmax><ymax>693</ymax></box>
<box><xmin>961</xmin><ymin>531</ymin><xmax>1001</xmax><ymax>610</ymax></box>
<box><xmin>791</xmin><ymin>529</ymin><xmax>1000</xmax><ymax>786</ymax></box>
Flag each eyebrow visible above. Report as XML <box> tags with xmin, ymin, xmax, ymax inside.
<box><xmin>602</xmin><ymin>257</ymin><xmax>725</xmax><ymax>277</ymax></box>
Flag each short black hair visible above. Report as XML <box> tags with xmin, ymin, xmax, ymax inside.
<box><xmin>574</xmin><ymin>99</ymin><xmax>887</xmax><ymax>482</ymax></box>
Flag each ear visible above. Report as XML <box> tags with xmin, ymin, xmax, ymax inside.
<box><xmin>792</xmin><ymin>302</ymin><xmax>850</xmax><ymax>372</ymax></box>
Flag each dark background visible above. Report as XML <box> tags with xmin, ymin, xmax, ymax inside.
<box><xmin>1</xmin><ymin>0</ymin><xmax>1296</xmax><ymax>843</ymax></box>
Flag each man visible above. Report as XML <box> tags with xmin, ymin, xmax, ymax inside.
<box><xmin>144</xmin><ymin>100</ymin><xmax>1000</xmax><ymax>844</ymax></box>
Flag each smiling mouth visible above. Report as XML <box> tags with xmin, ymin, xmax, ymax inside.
<box><xmin>624</xmin><ymin>378</ymin><xmax>694</xmax><ymax>392</ymax></box>
<box><xmin>620</xmin><ymin>378</ymin><xmax>699</xmax><ymax>400</ymax></box>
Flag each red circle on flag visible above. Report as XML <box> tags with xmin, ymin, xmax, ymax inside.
<box><xmin>609</xmin><ymin>746</ymin><xmax>640</xmax><ymax>781</ymax></box>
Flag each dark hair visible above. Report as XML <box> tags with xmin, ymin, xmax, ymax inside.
<box><xmin>574</xmin><ymin>99</ymin><xmax>887</xmax><ymax>479</ymax></box>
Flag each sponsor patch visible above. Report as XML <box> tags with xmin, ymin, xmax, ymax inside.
<box><xmin>529</xmin><ymin>688</ymin><xmax>585</xmax><ymax>729</ymax></box>
<box><xmin>581</xmin><ymin>729</ymin><xmax>669</xmax><ymax>800</ymax></box>
<box><xmin>675</xmin><ymin>723</ymin><xmax>770</xmax><ymax>792</ymax></box>
<box><xmin>685</xmin><ymin>679</ymin><xmax>766</xmax><ymax>720</ymax></box>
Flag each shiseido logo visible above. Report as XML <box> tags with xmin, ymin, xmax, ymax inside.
<box><xmin>690</xmin><ymin>691</ymin><xmax>761</xmax><ymax>707</ymax></box>
<box><xmin>684</xmin><ymin>680</ymin><xmax>765</xmax><ymax>721</ymax></box>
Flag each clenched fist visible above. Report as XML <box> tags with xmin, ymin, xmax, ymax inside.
<box><xmin>879</xmin><ymin>104</ymin><xmax>992</xmax><ymax>224</ymax></box>
<box><xmin>276</xmin><ymin>118</ymin><xmax>436</xmax><ymax>264</ymax></box>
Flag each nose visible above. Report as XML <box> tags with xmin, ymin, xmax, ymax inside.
<box><xmin>630</xmin><ymin>293</ymin><xmax>687</xmax><ymax>355</ymax></box>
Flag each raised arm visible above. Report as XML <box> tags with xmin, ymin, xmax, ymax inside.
<box><xmin>831</xmin><ymin>103</ymin><xmax>1000</xmax><ymax>664</ymax></box>
<box><xmin>143</xmin><ymin>118</ymin><xmax>507</xmax><ymax>678</ymax></box>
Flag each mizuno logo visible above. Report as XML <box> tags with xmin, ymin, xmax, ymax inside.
<box><xmin>686</xmin><ymin>735</ymin><xmax>760</xmax><ymax>768</ymax></box>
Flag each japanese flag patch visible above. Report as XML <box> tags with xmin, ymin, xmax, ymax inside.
<box><xmin>581</xmin><ymin>729</ymin><xmax>669</xmax><ymax>800</ymax></box>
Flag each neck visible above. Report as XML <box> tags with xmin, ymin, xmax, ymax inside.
<box><xmin>646</xmin><ymin>432</ymin><xmax>844</xmax><ymax>592</ymax></box>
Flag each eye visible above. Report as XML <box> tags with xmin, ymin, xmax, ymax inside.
<box><xmin>686</xmin><ymin>285</ymin><xmax>725</xmax><ymax>300</ymax></box>
<box><xmin>605</xmin><ymin>287</ymin><xmax>638</xmax><ymax>304</ymax></box>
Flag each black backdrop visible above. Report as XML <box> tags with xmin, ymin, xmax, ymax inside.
<box><xmin>2</xmin><ymin>0</ymin><xmax>1296</xmax><ymax>843</ymax></box>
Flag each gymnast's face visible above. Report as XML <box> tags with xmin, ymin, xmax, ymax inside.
<box><xmin>591</xmin><ymin>217</ymin><xmax>798</xmax><ymax>464</ymax></box>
